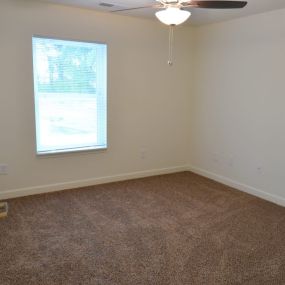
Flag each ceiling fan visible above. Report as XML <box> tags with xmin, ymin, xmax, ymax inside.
<box><xmin>113</xmin><ymin>1</ymin><xmax>248</xmax><ymax>65</ymax></box>
<box><xmin>113</xmin><ymin>1</ymin><xmax>248</xmax><ymax>25</ymax></box>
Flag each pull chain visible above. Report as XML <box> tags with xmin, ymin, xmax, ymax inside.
<box><xmin>168</xmin><ymin>24</ymin><xmax>174</xmax><ymax>66</ymax></box>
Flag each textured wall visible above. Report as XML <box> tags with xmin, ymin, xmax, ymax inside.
<box><xmin>190</xmin><ymin>8</ymin><xmax>285</xmax><ymax>203</ymax></box>
<box><xmin>0</xmin><ymin>0</ymin><xmax>193</xmax><ymax>195</ymax></box>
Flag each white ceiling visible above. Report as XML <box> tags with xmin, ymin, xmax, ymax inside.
<box><xmin>41</xmin><ymin>0</ymin><xmax>285</xmax><ymax>26</ymax></box>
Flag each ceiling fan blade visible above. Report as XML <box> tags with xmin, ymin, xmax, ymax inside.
<box><xmin>112</xmin><ymin>4</ymin><xmax>162</xmax><ymax>12</ymax></box>
<box><xmin>182</xmin><ymin>1</ymin><xmax>247</xmax><ymax>9</ymax></box>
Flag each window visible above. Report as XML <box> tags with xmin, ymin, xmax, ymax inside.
<box><xmin>32</xmin><ymin>36</ymin><xmax>107</xmax><ymax>155</ymax></box>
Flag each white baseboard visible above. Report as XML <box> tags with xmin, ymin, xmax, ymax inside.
<box><xmin>188</xmin><ymin>165</ymin><xmax>285</xmax><ymax>207</ymax></box>
<box><xmin>2</xmin><ymin>164</ymin><xmax>284</xmax><ymax>208</ymax></box>
<box><xmin>0</xmin><ymin>165</ymin><xmax>189</xmax><ymax>200</ymax></box>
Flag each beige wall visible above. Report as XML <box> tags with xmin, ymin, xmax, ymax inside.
<box><xmin>1</xmin><ymin>0</ymin><xmax>285</xmax><ymax>205</ymax></box>
<box><xmin>0</xmin><ymin>0</ymin><xmax>193</xmax><ymax>197</ymax></box>
<box><xmin>190</xmin><ymin>9</ymin><xmax>285</xmax><ymax>204</ymax></box>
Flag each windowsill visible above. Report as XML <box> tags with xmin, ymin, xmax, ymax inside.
<box><xmin>36</xmin><ymin>146</ymin><xmax>108</xmax><ymax>158</ymax></box>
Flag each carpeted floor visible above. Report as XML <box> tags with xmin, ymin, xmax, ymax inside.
<box><xmin>0</xmin><ymin>172</ymin><xmax>284</xmax><ymax>285</ymax></box>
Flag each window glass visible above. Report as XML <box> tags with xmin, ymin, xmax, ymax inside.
<box><xmin>32</xmin><ymin>37</ymin><xmax>107</xmax><ymax>154</ymax></box>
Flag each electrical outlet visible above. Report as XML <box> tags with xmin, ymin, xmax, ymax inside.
<box><xmin>212</xmin><ymin>153</ymin><xmax>219</xmax><ymax>164</ymax></box>
<box><xmin>228</xmin><ymin>156</ymin><xmax>234</xmax><ymax>167</ymax></box>
<box><xmin>256</xmin><ymin>166</ymin><xmax>263</xmax><ymax>175</ymax></box>
<box><xmin>0</xmin><ymin>164</ymin><xmax>8</xmax><ymax>174</ymax></box>
<box><xmin>140</xmin><ymin>148</ymin><xmax>147</xmax><ymax>159</ymax></box>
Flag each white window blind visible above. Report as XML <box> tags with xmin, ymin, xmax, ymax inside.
<box><xmin>32</xmin><ymin>37</ymin><xmax>107</xmax><ymax>154</ymax></box>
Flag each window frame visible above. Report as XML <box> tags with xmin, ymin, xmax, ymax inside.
<box><xmin>32</xmin><ymin>35</ymin><xmax>108</xmax><ymax>156</ymax></box>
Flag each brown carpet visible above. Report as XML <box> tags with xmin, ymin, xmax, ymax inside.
<box><xmin>0</xmin><ymin>172</ymin><xmax>284</xmax><ymax>285</ymax></box>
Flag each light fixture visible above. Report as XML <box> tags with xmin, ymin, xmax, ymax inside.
<box><xmin>155</xmin><ymin>7</ymin><xmax>191</xmax><ymax>26</ymax></box>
